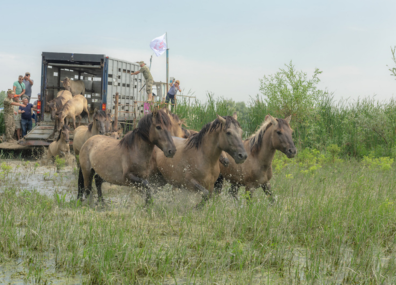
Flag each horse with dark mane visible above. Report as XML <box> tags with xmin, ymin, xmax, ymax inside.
<box><xmin>78</xmin><ymin>109</ymin><xmax>176</xmax><ymax>205</ymax></box>
<box><xmin>154</xmin><ymin>114</ymin><xmax>247</xmax><ymax>207</ymax></box>
<box><xmin>215</xmin><ymin>114</ymin><xmax>297</xmax><ymax>200</ymax></box>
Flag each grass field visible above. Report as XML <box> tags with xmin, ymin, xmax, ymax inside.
<box><xmin>1</xmin><ymin>155</ymin><xmax>396</xmax><ymax>284</ymax></box>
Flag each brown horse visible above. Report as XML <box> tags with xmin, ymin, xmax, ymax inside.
<box><xmin>56</xmin><ymin>95</ymin><xmax>90</xmax><ymax>131</ymax></box>
<box><xmin>73</xmin><ymin>110</ymin><xmax>107</xmax><ymax>156</ymax></box>
<box><xmin>215</xmin><ymin>115</ymin><xmax>297</xmax><ymax>200</ymax></box>
<box><xmin>155</xmin><ymin>114</ymin><xmax>247</xmax><ymax>206</ymax></box>
<box><xmin>47</xmin><ymin>125</ymin><xmax>70</xmax><ymax>159</ymax></box>
<box><xmin>78</xmin><ymin>109</ymin><xmax>176</xmax><ymax>205</ymax></box>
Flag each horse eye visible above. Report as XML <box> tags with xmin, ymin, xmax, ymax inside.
<box><xmin>226</xmin><ymin>131</ymin><xmax>231</xmax><ymax>135</ymax></box>
<box><xmin>156</xmin><ymin>126</ymin><xmax>162</xmax><ymax>130</ymax></box>
<box><xmin>277</xmin><ymin>131</ymin><xmax>282</xmax><ymax>135</ymax></box>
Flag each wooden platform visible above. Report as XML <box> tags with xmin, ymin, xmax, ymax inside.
<box><xmin>0</xmin><ymin>141</ymin><xmax>29</xmax><ymax>150</ymax></box>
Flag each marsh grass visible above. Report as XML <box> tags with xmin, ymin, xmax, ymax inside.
<box><xmin>1</xmin><ymin>159</ymin><xmax>396</xmax><ymax>284</ymax></box>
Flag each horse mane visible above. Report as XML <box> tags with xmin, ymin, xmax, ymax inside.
<box><xmin>186</xmin><ymin>116</ymin><xmax>240</xmax><ymax>150</ymax></box>
<box><xmin>88</xmin><ymin>110</ymin><xmax>107</xmax><ymax>132</ymax></box>
<box><xmin>118</xmin><ymin>109</ymin><xmax>171</xmax><ymax>150</ymax></box>
<box><xmin>247</xmin><ymin>118</ymin><xmax>289</xmax><ymax>156</ymax></box>
<box><xmin>56</xmin><ymin>124</ymin><xmax>69</xmax><ymax>141</ymax></box>
<box><xmin>87</xmin><ymin>122</ymin><xmax>93</xmax><ymax>132</ymax></box>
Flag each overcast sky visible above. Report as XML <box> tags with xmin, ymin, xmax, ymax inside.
<box><xmin>0</xmin><ymin>0</ymin><xmax>395</xmax><ymax>102</ymax></box>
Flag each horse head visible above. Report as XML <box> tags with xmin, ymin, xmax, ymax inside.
<box><xmin>47</xmin><ymin>100</ymin><xmax>57</xmax><ymax>120</ymax></box>
<box><xmin>149</xmin><ymin>108</ymin><xmax>176</xmax><ymax>158</ymax></box>
<box><xmin>62</xmin><ymin>77</ymin><xmax>71</xmax><ymax>90</ymax></box>
<box><xmin>56</xmin><ymin>110</ymin><xmax>66</xmax><ymax>131</ymax></box>
<box><xmin>93</xmin><ymin>110</ymin><xmax>107</xmax><ymax>135</ymax></box>
<box><xmin>266</xmin><ymin>115</ymin><xmax>297</xmax><ymax>158</ymax></box>
<box><xmin>216</xmin><ymin>113</ymin><xmax>247</xmax><ymax>164</ymax></box>
<box><xmin>58</xmin><ymin>124</ymin><xmax>70</xmax><ymax>143</ymax></box>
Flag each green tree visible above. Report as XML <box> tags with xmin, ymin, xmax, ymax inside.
<box><xmin>0</xmin><ymin>90</ymin><xmax>5</xmax><ymax>107</ymax></box>
<box><xmin>259</xmin><ymin>61</ymin><xmax>325</xmax><ymax>124</ymax></box>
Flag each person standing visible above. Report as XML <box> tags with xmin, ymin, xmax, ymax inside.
<box><xmin>165</xmin><ymin>80</ymin><xmax>181</xmax><ymax>111</ymax></box>
<box><xmin>131</xmin><ymin>61</ymin><xmax>154</xmax><ymax>101</ymax></box>
<box><xmin>13</xmin><ymin>95</ymin><xmax>22</xmax><ymax>140</ymax></box>
<box><xmin>19</xmin><ymin>97</ymin><xmax>35</xmax><ymax>137</ymax></box>
<box><xmin>23</xmin><ymin>72</ymin><xmax>34</xmax><ymax>102</ymax></box>
<box><xmin>13</xmin><ymin>75</ymin><xmax>26</xmax><ymax>98</ymax></box>
<box><xmin>3</xmin><ymin>89</ymin><xmax>26</xmax><ymax>143</ymax></box>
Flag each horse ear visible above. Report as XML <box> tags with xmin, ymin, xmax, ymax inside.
<box><xmin>267</xmin><ymin>115</ymin><xmax>278</xmax><ymax>127</ymax></box>
<box><xmin>232</xmin><ymin>112</ymin><xmax>238</xmax><ymax>120</ymax></box>
<box><xmin>216</xmin><ymin>114</ymin><xmax>226</xmax><ymax>125</ymax></box>
<box><xmin>285</xmin><ymin>115</ymin><xmax>291</xmax><ymax>124</ymax></box>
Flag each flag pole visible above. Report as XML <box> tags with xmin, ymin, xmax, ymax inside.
<box><xmin>166</xmin><ymin>32</ymin><xmax>169</xmax><ymax>93</ymax></box>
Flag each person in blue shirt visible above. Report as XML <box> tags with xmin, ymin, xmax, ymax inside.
<box><xmin>165</xmin><ymin>80</ymin><xmax>181</xmax><ymax>111</ymax></box>
<box><xmin>19</xmin><ymin>97</ymin><xmax>37</xmax><ymax>138</ymax></box>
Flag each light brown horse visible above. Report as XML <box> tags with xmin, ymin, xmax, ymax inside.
<box><xmin>47</xmin><ymin>125</ymin><xmax>70</xmax><ymax>159</ymax></box>
<box><xmin>155</xmin><ymin>114</ymin><xmax>247</xmax><ymax>206</ymax></box>
<box><xmin>72</xmin><ymin>110</ymin><xmax>107</xmax><ymax>156</ymax></box>
<box><xmin>78</xmin><ymin>109</ymin><xmax>176</xmax><ymax>205</ymax></box>
<box><xmin>47</xmin><ymin>90</ymin><xmax>73</xmax><ymax>120</ymax></box>
<box><xmin>56</xmin><ymin>95</ymin><xmax>90</xmax><ymax>131</ymax></box>
<box><xmin>62</xmin><ymin>77</ymin><xmax>85</xmax><ymax>96</ymax></box>
<box><xmin>215</xmin><ymin>115</ymin><xmax>297</xmax><ymax>200</ymax></box>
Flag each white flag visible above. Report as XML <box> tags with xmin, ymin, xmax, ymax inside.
<box><xmin>150</xmin><ymin>34</ymin><xmax>167</xmax><ymax>57</ymax></box>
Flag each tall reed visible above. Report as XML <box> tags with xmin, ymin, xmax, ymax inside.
<box><xmin>174</xmin><ymin>93</ymin><xmax>396</xmax><ymax>158</ymax></box>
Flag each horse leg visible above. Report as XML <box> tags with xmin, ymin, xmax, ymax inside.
<box><xmin>94</xmin><ymin>174</ymin><xmax>105</xmax><ymax>202</ymax></box>
<box><xmin>213</xmin><ymin>174</ymin><xmax>224</xmax><ymax>195</ymax></box>
<box><xmin>85</xmin><ymin>104</ymin><xmax>90</xmax><ymax>122</ymax></box>
<box><xmin>191</xmin><ymin>178</ymin><xmax>210</xmax><ymax>209</ymax></box>
<box><xmin>262</xmin><ymin>182</ymin><xmax>276</xmax><ymax>204</ymax></box>
<box><xmin>125</xmin><ymin>172</ymin><xmax>152</xmax><ymax>206</ymax></box>
<box><xmin>83</xmin><ymin>168</ymin><xmax>95</xmax><ymax>204</ymax></box>
<box><xmin>229</xmin><ymin>183</ymin><xmax>240</xmax><ymax>200</ymax></box>
<box><xmin>73</xmin><ymin>116</ymin><xmax>77</xmax><ymax>129</ymax></box>
<box><xmin>77</xmin><ymin>167</ymin><xmax>84</xmax><ymax>200</ymax></box>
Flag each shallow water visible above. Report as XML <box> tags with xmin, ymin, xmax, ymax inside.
<box><xmin>0</xmin><ymin>253</ymin><xmax>83</xmax><ymax>284</ymax></box>
<box><xmin>0</xmin><ymin>159</ymin><xmax>77</xmax><ymax>201</ymax></box>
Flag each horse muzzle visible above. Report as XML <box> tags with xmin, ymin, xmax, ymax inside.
<box><xmin>164</xmin><ymin>148</ymin><xmax>176</xmax><ymax>158</ymax></box>
<box><xmin>233</xmin><ymin>151</ymin><xmax>248</xmax><ymax>164</ymax></box>
<box><xmin>285</xmin><ymin>147</ymin><xmax>297</xmax><ymax>158</ymax></box>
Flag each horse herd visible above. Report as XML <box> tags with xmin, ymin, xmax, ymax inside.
<box><xmin>69</xmin><ymin>108</ymin><xmax>297</xmax><ymax>208</ymax></box>
<box><xmin>43</xmin><ymin>82</ymin><xmax>297</xmax><ymax>207</ymax></box>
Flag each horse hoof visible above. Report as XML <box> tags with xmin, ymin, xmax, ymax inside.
<box><xmin>268</xmin><ymin>195</ymin><xmax>278</xmax><ymax>205</ymax></box>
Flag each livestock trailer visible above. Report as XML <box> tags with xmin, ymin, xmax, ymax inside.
<box><xmin>18</xmin><ymin>52</ymin><xmax>166</xmax><ymax>147</ymax></box>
